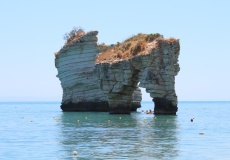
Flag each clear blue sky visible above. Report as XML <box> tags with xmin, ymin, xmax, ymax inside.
<box><xmin>0</xmin><ymin>0</ymin><xmax>229</xmax><ymax>101</ymax></box>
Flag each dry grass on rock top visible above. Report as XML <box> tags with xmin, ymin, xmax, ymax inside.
<box><xmin>96</xmin><ymin>33</ymin><xmax>178</xmax><ymax>64</ymax></box>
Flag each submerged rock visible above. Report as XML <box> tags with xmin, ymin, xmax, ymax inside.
<box><xmin>55</xmin><ymin>30</ymin><xmax>180</xmax><ymax>114</ymax></box>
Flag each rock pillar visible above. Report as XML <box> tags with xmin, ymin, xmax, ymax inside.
<box><xmin>153</xmin><ymin>98</ymin><xmax>178</xmax><ymax>114</ymax></box>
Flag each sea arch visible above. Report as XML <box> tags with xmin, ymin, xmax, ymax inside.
<box><xmin>95</xmin><ymin>39</ymin><xmax>180</xmax><ymax>114</ymax></box>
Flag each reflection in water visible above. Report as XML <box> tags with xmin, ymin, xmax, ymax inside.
<box><xmin>57</xmin><ymin>112</ymin><xmax>179</xmax><ymax>159</ymax></box>
<box><xmin>135</xmin><ymin>115</ymin><xmax>179</xmax><ymax>159</ymax></box>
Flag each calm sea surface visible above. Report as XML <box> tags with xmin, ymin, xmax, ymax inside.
<box><xmin>0</xmin><ymin>101</ymin><xmax>230</xmax><ymax>160</ymax></box>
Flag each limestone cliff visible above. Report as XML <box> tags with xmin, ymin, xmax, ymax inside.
<box><xmin>55</xmin><ymin>31</ymin><xmax>142</xmax><ymax>112</ymax></box>
<box><xmin>55</xmin><ymin>30</ymin><xmax>180</xmax><ymax>114</ymax></box>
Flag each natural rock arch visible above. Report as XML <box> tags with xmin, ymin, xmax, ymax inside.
<box><xmin>55</xmin><ymin>30</ymin><xmax>180</xmax><ymax>114</ymax></box>
<box><xmin>95</xmin><ymin>38</ymin><xmax>180</xmax><ymax>114</ymax></box>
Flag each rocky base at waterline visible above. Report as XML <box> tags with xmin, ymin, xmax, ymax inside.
<box><xmin>60</xmin><ymin>101</ymin><xmax>109</xmax><ymax>112</ymax></box>
<box><xmin>153</xmin><ymin>98</ymin><xmax>178</xmax><ymax>114</ymax></box>
<box><xmin>60</xmin><ymin>100</ymin><xmax>141</xmax><ymax>112</ymax></box>
<box><xmin>55</xmin><ymin>30</ymin><xmax>180</xmax><ymax>114</ymax></box>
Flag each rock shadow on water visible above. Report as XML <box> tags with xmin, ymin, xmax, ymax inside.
<box><xmin>56</xmin><ymin>112</ymin><xmax>180</xmax><ymax>159</ymax></box>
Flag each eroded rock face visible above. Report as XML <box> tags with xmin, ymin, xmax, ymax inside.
<box><xmin>55</xmin><ymin>30</ymin><xmax>180</xmax><ymax>114</ymax></box>
<box><xmin>55</xmin><ymin>31</ymin><xmax>142</xmax><ymax>112</ymax></box>
<box><xmin>95</xmin><ymin>38</ymin><xmax>180</xmax><ymax>114</ymax></box>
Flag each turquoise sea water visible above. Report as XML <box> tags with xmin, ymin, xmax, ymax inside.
<box><xmin>0</xmin><ymin>101</ymin><xmax>230</xmax><ymax>160</ymax></box>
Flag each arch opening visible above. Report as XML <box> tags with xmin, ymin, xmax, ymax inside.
<box><xmin>138</xmin><ymin>87</ymin><xmax>153</xmax><ymax>112</ymax></box>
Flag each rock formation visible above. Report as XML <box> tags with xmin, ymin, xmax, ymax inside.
<box><xmin>55</xmin><ymin>30</ymin><xmax>180</xmax><ymax>114</ymax></box>
<box><xmin>55</xmin><ymin>31</ymin><xmax>107</xmax><ymax>111</ymax></box>
<box><xmin>55</xmin><ymin>31</ymin><xmax>142</xmax><ymax>112</ymax></box>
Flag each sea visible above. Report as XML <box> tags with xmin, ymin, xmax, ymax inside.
<box><xmin>0</xmin><ymin>101</ymin><xmax>229</xmax><ymax>160</ymax></box>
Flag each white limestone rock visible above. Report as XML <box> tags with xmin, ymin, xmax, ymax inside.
<box><xmin>55</xmin><ymin>31</ymin><xmax>142</xmax><ymax>111</ymax></box>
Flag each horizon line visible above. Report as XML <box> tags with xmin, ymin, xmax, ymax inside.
<box><xmin>0</xmin><ymin>100</ymin><xmax>230</xmax><ymax>103</ymax></box>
